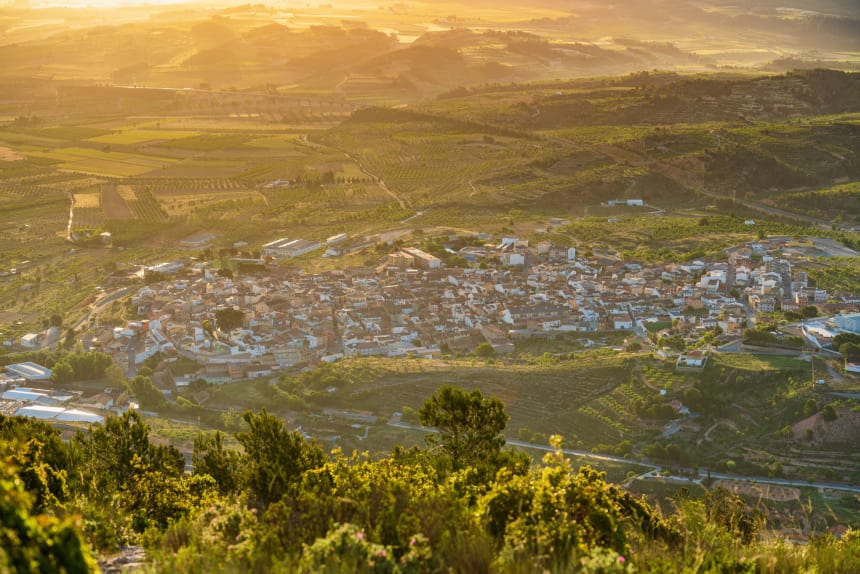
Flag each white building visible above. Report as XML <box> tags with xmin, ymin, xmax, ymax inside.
<box><xmin>835</xmin><ymin>313</ymin><xmax>860</xmax><ymax>334</ymax></box>
<box><xmin>19</xmin><ymin>333</ymin><xmax>41</xmax><ymax>349</ymax></box>
<box><xmin>263</xmin><ymin>238</ymin><xmax>321</xmax><ymax>259</ymax></box>
<box><xmin>401</xmin><ymin>247</ymin><xmax>442</xmax><ymax>269</ymax></box>
<box><xmin>5</xmin><ymin>362</ymin><xmax>52</xmax><ymax>381</ymax></box>
<box><xmin>14</xmin><ymin>404</ymin><xmax>103</xmax><ymax>424</ymax></box>
<box><xmin>500</xmin><ymin>252</ymin><xmax>525</xmax><ymax>267</ymax></box>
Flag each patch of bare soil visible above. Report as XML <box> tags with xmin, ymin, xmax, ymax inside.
<box><xmin>0</xmin><ymin>311</ymin><xmax>38</xmax><ymax>323</ymax></box>
<box><xmin>0</xmin><ymin>146</ymin><xmax>23</xmax><ymax>161</ymax></box>
<box><xmin>714</xmin><ymin>480</ymin><xmax>800</xmax><ymax>502</ymax></box>
<box><xmin>793</xmin><ymin>407</ymin><xmax>860</xmax><ymax>447</ymax></box>
<box><xmin>101</xmin><ymin>185</ymin><xmax>135</xmax><ymax>219</ymax></box>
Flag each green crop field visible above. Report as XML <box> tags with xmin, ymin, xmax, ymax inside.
<box><xmin>159</xmin><ymin>134</ymin><xmax>253</xmax><ymax>151</ymax></box>
<box><xmin>808</xmin><ymin>258</ymin><xmax>860</xmax><ymax>293</ymax></box>
<box><xmin>642</xmin><ymin>366</ymin><xmax>695</xmax><ymax>391</ymax></box>
<box><xmin>28</xmin><ymin>126</ymin><xmax>113</xmax><ymax>141</ymax></box>
<box><xmin>712</xmin><ymin>353</ymin><xmax>811</xmax><ymax>372</ymax></box>
<box><xmin>244</xmin><ymin>134</ymin><xmax>305</xmax><ymax>149</ymax></box>
<box><xmin>154</xmin><ymin>159</ymin><xmax>247</xmax><ymax>178</ymax></box>
<box><xmin>88</xmin><ymin>129</ymin><xmax>199</xmax><ymax>145</ymax></box>
<box><xmin>25</xmin><ymin>146</ymin><xmax>176</xmax><ymax>177</ymax></box>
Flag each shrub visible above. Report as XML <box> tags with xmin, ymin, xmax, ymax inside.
<box><xmin>300</xmin><ymin>523</ymin><xmax>398</xmax><ymax>574</ymax></box>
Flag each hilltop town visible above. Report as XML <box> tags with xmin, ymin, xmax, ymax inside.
<box><xmin>20</xmin><ymin>232</ymin><xmax>854</xmax><ymax>391</ymax></box>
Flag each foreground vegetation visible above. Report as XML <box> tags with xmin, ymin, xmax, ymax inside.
<box><xmin>4</xmin><ymin>386</ymin><xmax>860</xmax><ymax>573</ymax></box>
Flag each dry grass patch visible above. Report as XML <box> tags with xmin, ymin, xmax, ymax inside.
<box><xmin>73</xmin><ymin>192</ymin><xmax>100</xmax><ymax>209</ymax></box>
<box><xmin>117</xmin><ymin>185</ymin><xmax>136</xmax><ymax>202</ymax></box>
<box><xmin>156</xmin><ymin>191</ymin><xmax>257</xmax><ymax>217</ymax></box>
<box><xmin>0</xmin><ymin>146</ymin><xmax>24</xmax><ymax>161</ymax></box>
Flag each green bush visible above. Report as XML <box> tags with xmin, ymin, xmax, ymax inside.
<box><xmin>300</xmin><ymin>523</ymin><xmax>398</xmax><ymax>574</ymax></box>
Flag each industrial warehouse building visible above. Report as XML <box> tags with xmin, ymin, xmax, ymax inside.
<box><xmin>262</xmin><ymin>237</ymin><xmax>321</xmax><ymax>259</ymax></box>
<box><xmin>5</xmin><ymin>362</ymin><xmax>52</xmax><ymax>381</ymax></box>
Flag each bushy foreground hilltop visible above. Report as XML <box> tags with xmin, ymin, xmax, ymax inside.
<box><xmin>2</xmin><ymin>386</ymin><xmax>860</xmax><ymax>573</ymax></box>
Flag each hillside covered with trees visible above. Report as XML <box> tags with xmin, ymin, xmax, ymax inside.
<box><xmin>3</xmin><ymin>385</ymin><xmax>860</xmax><ymax>573</ymax></box>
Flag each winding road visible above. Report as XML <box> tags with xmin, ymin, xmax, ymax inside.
<box><xmin>71</xmin><ymin>286</ymin><xmax>136</xmax><ymax>333</ymax></box>
<box><xmin>386</xmin><ymin>420</ymin><xmax>860</xmax><ymax>494</ymax></box>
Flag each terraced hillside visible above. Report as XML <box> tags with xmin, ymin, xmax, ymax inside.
<box><xmin>318</xmin><ymin>70</ymin><xmax>860</xmax><ymax>227</ymax></box>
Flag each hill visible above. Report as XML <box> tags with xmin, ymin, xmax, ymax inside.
<box><xmin>320</xmin><ymin>70</ymin><xmax>860</xmax><ymax>224</ymax></box>
<box><xmin>0</xmin><ymin>1</ymin><xmax>858</xmax><ymax>100</ymax></box>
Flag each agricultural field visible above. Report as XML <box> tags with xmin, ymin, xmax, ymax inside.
<box><xmin>155</xmin><ymin>190</ymin><xmax>257</xmax><ymax>218</ymax></box>
<box><xmin>711</xmin><ymin>353</ymin><xmax>811</xmax><ymax>372</ymax></box>
<box><xmin>641</xmin><ymin>366</ymin><xmax>696</xmax><ymax>392</ymax></box>
<box><xmin>102</xmin><ymin>185</ymin><xmax>135</xmax><ymax>219</ymax></box>
<box><xmin>203</xmin><ymin>352</ymin><xmax>640</xmax><ymax>451</ymax></box>
<box><xmin>71</xmin><ymin>191</ymin><xmax>105</xmax><ymax>230</ymax></box>
<box><xmin>512</xmin><ymin>332</ymin><xmax>631</xmax><ymax>357</ymax></box>
<box><xmin>318</xmin><ymin>115</ymin><xmax>567</xmax><ymax>209</ymax></box>
<box><xmin>88</xmin><ymin>129</ymin><xmax>199</xmax><ymax>146</ymax></box>
<box><xmin>244</xmin><ymin>134</ymin><xmax>306</xmax><ymax>149</ymax></box>
<box><xmin>120</xmin><ymin>186</ymin><xmax>169</xmax><ymax>221</ymax></box>
<box><xmin>807</xmin><ymin>258</ymin><xmax>860</xmax><ymax>293</ymax></box>
<box><xmin>27</xmin><ymin>146</ymin><xmax>176</xmax><ymax>177</ymax></box>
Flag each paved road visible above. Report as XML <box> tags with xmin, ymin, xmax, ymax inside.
<box><xmin>715</xmin><ymin>339</ymin><xmax>743</xmax><ymax>353</ymax></box>
<box><xmin>692</xmin><ymin>469</ymin><xmax>860</xmax><ymax>495</ymax></box>
<box><xmin>694</xmin><ymin>186</ymin><xmax>854</xmax><ymax>232</ymax></box>
<box><xmin>506</xmin><ymin>439</ymin><xmax>660</xmax><ymax>470</ymax></box>
<box><xmin>800</xmin><ymin>324</ymin><xmax>843</xmax><ymax>359</ymax></box>
<box><xmin>71</xmin><ymin>286</ymin><xmax>135</xmax><ymax>332</ymax></box>
<box><xmin>388</xmin><ymin>420</ymin><xmax>860</xmax><ymax>493</ymax></box>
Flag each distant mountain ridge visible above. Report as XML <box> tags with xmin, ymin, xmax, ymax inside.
<box><xmin>0</xmin><ymin>0</ymin><xmax>858</xmax><ymax>100</ymax></box>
